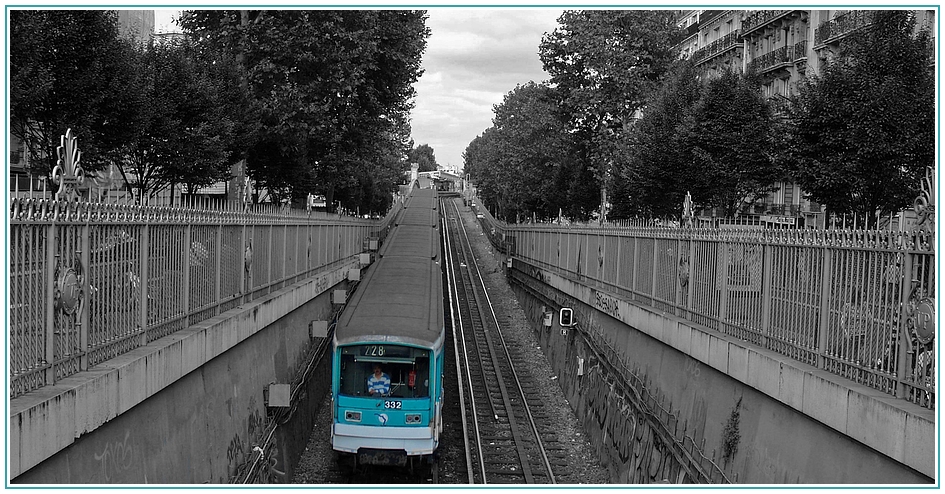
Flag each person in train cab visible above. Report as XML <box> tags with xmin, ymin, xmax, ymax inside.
<box><xmin>367</xmin><ymin>364</ymin><xmax>391</xmax><ymax>396</ymax></box>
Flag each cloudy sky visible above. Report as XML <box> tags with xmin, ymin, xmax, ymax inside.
<box><xmin>155</xmin><ymin>7</ymin><xmax>563</xmax><ymax>171</ymax></box>
<box><xmin>410</xmin><ymin>9</ymin><xmax>563</xmax><ymax>170</ymax></box>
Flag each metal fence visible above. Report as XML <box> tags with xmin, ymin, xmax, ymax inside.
<box><xmin>474</xmin><ymin>200</ymin><xmax>936</xmax><ymax>410</ymax></box>
<box><xmin>9</xmin><ymin>197</ymin><xmax>388</xmax><ymax>399</ymax></box>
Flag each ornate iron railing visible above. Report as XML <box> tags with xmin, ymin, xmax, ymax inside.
<box><xmin>473</xmin><ymin>172</ymin><xmax>936</xmax><ymax>411</ymax></box>
<box><xmin>8</xmin><ymin>198</ymin><xmax>385</xmax><ymax>398</ymax></box>
<box><xmin>741</xmin><ymin>9</ymin><xmax>793</xmax><ymax>34</ymax></box>
<box><xmin>814</xmin><ymin>10</ymin><xmax>875</xmax><ymax>46</ymax></box>
<box><xmin>690</xmin><ymin>30</ymin><xmax>742</xmax><ymax>65</ymax></box>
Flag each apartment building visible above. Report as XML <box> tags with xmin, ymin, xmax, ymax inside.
<box><xmin>676</xmin><ymin>9</ymin><xmax>935</xmax><ymax>228</ymax></box>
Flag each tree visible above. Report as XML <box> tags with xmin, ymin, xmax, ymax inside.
<box><xmin>10</xmin><ymin>10</ymin><xmax>137</xmax><ymax>178</ymax></box>
<box><xmin>679</xmin><ymin>69</ymin><xmax>781</xmax><ymax>216</ymax></box>
<box><xmin>408</xmin><ymin>144</ymin><xmax>438</xmax><ymax>172</ymax></box>
<box><xmin>463</xmin><ymin>83</ymin><xmax>568</xmax><ymax>222</ymax></box>
<box><xmin>180</xmin><ymin>10</ymin><xmax>429</xmax><ymax>212</ymax></box>
<box><xmin>539</xmin><ymin>10</ymin><xmax>683</xmax><ymax>219</ymax></box>
<box><xmin>784</xmin><ymin>10</ymin><xmax>934</xmax><ymax>221</ymax></box>
<box><xmin>102</xmin><ymin>38</ymin><xmax>250</xmax><ymax>203</ymax></box>
<box><xmin>614</xmin><ymin>59</ymin><xmax>703</xmax><ymax>218</ymax></box>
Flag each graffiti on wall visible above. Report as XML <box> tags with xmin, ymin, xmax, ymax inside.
<box><xmin>225</xmin><ymin>402</ymin><xmax>285</xmax><ymax>483</ymax></box>
<box><xmin>510</xmin><ymin>265</ymin><xmax>729</xmax><ymax>484</ymax></box>
<box><xmin>574</xmin><ymin>355</ymin><xmax>689</xmax><ymax>483</ymax></box>
<box><xmin>89</xmin><ymin>429</ymin><xmax>139</xmax><ymax>483</ymax></box>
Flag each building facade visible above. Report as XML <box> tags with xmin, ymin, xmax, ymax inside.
<box><xmin>676</xmin><ymin>9</ymin><xmax>935</xmax><ymax>228</ymax></box>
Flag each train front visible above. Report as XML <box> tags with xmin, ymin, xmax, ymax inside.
<box><xmin>331</xmin><ymin>339</ymin><xmax>443</xmax><ymax>466</ymax></box>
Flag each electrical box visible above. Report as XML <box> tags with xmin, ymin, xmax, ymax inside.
<box><xmin>267</xmin><ymin>384</ymin><xmax>290</xmax><ymax>407</ymax></box>
<box><xmin>542</xmin><ymin>311</ymin><xmax>553</xmax><ymax>327</ymax></box>
<box><xmin>348</xmin><ymin>268</ymin><xmax>360</xmax><ymax>281</ymax></box>
<box><xmin>309</xmin><ymin>320</ymin><xmax>328</xmax><ymax>338</ymax></box>
<box><xmin>333</xmin><ymin>290</ymin><xmax>346</xmax><ymax>304</ymax></box>
<box><xmin>577</xmin><ymin>356</ymin><xmax>585</xmax><ymax>376</ymax></box>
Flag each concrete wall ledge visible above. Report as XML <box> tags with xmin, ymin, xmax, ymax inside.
<box><xmin>526</xmin><ymin>260</ymin><xmax>935</xmax><ymax>479</ymax></box>
<box><xmin>9</xmin><ymin>258</ymin><xmax>359</xmax><ymax>479</ymax></box>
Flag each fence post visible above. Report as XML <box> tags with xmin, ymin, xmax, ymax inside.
<box><xmin>282</xmin><ymin>223</ymin><xmax>288</xmax><ymax>289</ymax></box>
<box><xmin>816</xmin><ymin>247</ymin><xmax>833</xmax><ymax>369</ymax></box>
<box><xmin>215</xmin><ymin>222</ymin><xmax>223</xmax><ymax>316</ymax></box>
<box><xmin>686</xmin><ymin>239</ymin><xmax>696</xmax><ymax>318</ymax></box>
<box><xmin>182</xmin><ymin>223</ymin><xmax>191</xmax><ymax>328</ymax></box>
<box><xmin>45</xmin><ymin>222</ymin><xmax>58</xmax><ymax>386</ymax></box>
<box><xmin>79</xmin><ymin>220</ymin><xmax>90</xmax><ymax>371</ymax></box>
<box><xmin>760</xmin><ymin>243</ymin><xmax>773</xmax><ymax>349</ymax></box>
<box><xmin>718</xmin><ymin>241</ymin><xmax>730</xmax><ymax>333</ymax></box>
<box><xmin>895</xmin><ymin>248</ymin><xmax>915</xmax><ymax>399</ymax></box>
<box><xmin>267</xmin><ymin>222</ymin><xmax>273</xmax><ymax>294</ymax></box>
<box><xmin>139</xmin><ymin>224</ymin><xmax>150</xmax><ymax>346</ymax></box>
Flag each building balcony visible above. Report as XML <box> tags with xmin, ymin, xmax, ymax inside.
<box><xmin>691</xmin><ymin>30</ymin><xmax>742</xmax><ymax>65</ymax></box>
<box><xmin>748</xmin><ymin>40</ymin><xmax>808</xmax><ymax>74</ymax></box>
<box><xmin>741</xmin><ymin>9</ymin><xmax>794</xmax><ymax>34</ymax></box>
<box><xmin>814</xmin><ymin>10</ymin><xmax>875</xmax><ymax>46</ymax></box>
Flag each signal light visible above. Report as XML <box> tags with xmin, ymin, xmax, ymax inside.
<box><xmin>559</xmin><ymin>308</ymin><xmax>574</xmax><ymax>327</ymax></box>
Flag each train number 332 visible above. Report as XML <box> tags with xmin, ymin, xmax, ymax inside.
<box><xmin>384</xmin><ymin>401</ymin><xmax>402</xmax><ymax>409</ymax></box>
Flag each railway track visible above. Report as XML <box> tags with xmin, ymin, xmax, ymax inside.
<box><xmin>442</xmin><ymin>198</ymin><xmax>558</xmax><ymax>485</ymax></box>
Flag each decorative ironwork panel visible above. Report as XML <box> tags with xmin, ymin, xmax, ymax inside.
<box><xmin>690</xmin><ymin>240</ymin><xmax>721</xmax><ymax>331</ymax></box>
<box><xmin>285</xmin><ymin>225</ymin><xmax>299</xmax><ymax>280</ymax></box>
<box><xmin>653</xmin><ymin>238</ymin><xmax>678</xmax><ymax>313</ymax></box>
<box><xmin>633</xmin><ymin>238</ymin><xmax>655</xmax><ymax>304</ymax></box>
<box><xmin>270</xmin><ymin>225</ymin><xmax>286</xmax><ymax>285</ymax></box>
<box><xmin>585</xmin><ymin>234</ymin><xmax>603</xmax><ymax>281</ymax></box>
<box><xmin>601</xmin><ymin>235</ymin><xmax>620</xmax><ymax>286</ymax></box>
<box><xmin>616</xmin><ymin>236</ymin><xmax>636</xmax><ymax>292</ymax></box>
<box><xmin>9</xmin><ymin>219</ymin><xmax>50</xmax><ymax>397</ymax></box>
<box><xmin>251</xmin><ymin>226</ymin><xmax>271</xmax><ymax>300</ymax></box>
<box><xmin>87</xmin><ymin>224</ymin><xmax>142</xmax><ymax>367</ymax></box>
<box><xmin>147</xmin><ymin>225</ymin><xmax>186</xmax><ymax>342</ymax></box>
<box><xmin>52</xmin><ymin>221</ymin><xmax>84</xmax><ymax>381</ymax></box>
<box><xmin>220</xmin><ymin>225</ymin><xmax>244</xmax><ymax>305</ymax></box>
<box><xmin>189</xmin><ymin>224</ymin><xmax>217</xmax><ymax>325</ymax></box>
<box><xmin>768</xmin><ymin>245</ymin><xmax>822</xmax><ymax>365</ymax></box>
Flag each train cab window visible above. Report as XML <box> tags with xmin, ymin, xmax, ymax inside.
<box><xmin>338</xmin><ymin>345</ymin><xmax>431</xmax><ymax>398</ymax></box>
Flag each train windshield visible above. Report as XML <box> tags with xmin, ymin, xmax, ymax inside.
<box><xmin>338</xmin><ymin>344</ymin><xmax>431</xmax><ymax>398</ymax></box>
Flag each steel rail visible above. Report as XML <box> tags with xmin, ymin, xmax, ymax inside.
<box><xmin>441</xmin><ymin>202</ymin><xmax>478</xmax><ymax>483</ymax></box>
<box><xmin>449</xmin><ymin>199</ymin><xmax>556</xmax><ymax>484</ymax></box>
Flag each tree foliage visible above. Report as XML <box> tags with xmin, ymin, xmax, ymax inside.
<box><xmin>784</xmin><ymin>10</ymin><xmax>934</xmax><ymax>220</ymax></box>
<box><xmin>10</xmin><ymin>10</ymin><xmax>133</xmax><ymax>176</ymax></box>
<box><xmin>108</xmin><ymin>38</ymin><xmax>251</xmax><ymax>201</ymax></box>
<box><xmin>538</xmin><ymin>10</ymin><xmax>683</xmax><ymax>220</ymax></box>
<box><xmin>463</xmin><ymin>82</ymin><xmax>568</xmax><ymax>222</ymax></box>
<box><xmin>680</xmin><ymin>69</ymin><xmax>781</xmax><ymax>216</ymax></box>
<box><xmin>613</xmin><ymin>59</ymin><xmax>702</xmax><ymax>218</ymax></box>
<box><xmin>408</xmin><ymin>144</ymin><xmax>438</xmax><ymax>172</ymax></box>
<box><xmin>180</xmin><ymin>10</ymin><xmax>430</xmax><ymax>213</ymax></box>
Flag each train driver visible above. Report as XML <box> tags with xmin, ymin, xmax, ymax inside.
<box><xmin>367</xmin><ymin>364</ymin><xmax>391</xmax><ymax>396</ymax></box>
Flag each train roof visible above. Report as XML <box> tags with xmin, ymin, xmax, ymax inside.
<box><xmin>334</xmin><ymin>186</ymin><xmax>444</xmax><ymax>349</ymax></box>
<box><xmin>378</xmin><ymin>223</ymin><xmax>440</xmax><ymax>260</ymax></box>
<box><xmin>335</xmin><ymin>254</ymin><xmax>444</xmax><ymax>349</ymax></box>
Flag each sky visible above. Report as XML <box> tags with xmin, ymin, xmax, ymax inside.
<box><xmin>154</xmin><ymin>7</ymin><xmax>563</xmax><ymax>172</ymax></box>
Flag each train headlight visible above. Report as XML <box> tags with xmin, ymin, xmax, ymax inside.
<box><xmin>345</xmin><ymin>410</ymin><xmax>362</xmax><ymax>422</ymax></box>
<box><xmin>405</xmin><ymin>414</ymin><xmax>422</xmax><ymax>424</ymax></box>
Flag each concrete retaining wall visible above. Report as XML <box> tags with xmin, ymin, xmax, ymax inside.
<box><xmin>509</xmin><ymin>259</ymin><xmax>933</xmax><ymax>484</ymax></box>
<box><xmin>10</xmin><ymin>258</ymin><xmax>359</xmax><ymax>483</ymax></box>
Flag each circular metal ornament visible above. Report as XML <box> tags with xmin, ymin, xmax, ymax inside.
<box><xmin>54</xmin><ymin>267</ymin><xmax>82</xmax><ymax>314</ymax></box>
<box><xmin>910</xmin><ymin>297</ymin><xmax>935</xmax><ymax>345</ymax></box>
